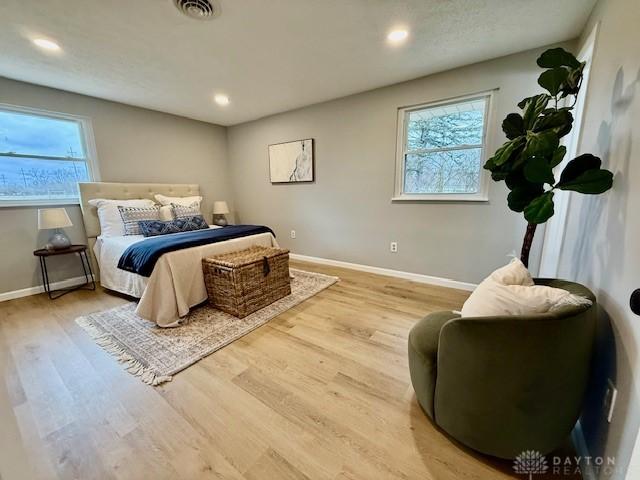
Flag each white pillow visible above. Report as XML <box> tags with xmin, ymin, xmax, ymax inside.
<box><xmin>171</xmin><ymin>201</ymin><xmax>201</xmax><ymax>219</ymax></box>
<box><xmin>461</xmin><ymin>258</ymin><xmax>591</xmax><ymax>317</ymax></box>
<box><xmin>488</xmin><ymin>257</ymin><xmax>534</xmax><ymax>286</ymax></box>
<box><xmin>159</xmin><ymin>205</ymin><xmax>174</xmax><ymax>221</ymax></box>
<box><xmin>154</xmin><ymin>194</ymin><xmax>202</xmax><ymax>208</ymax></box>
<box><xmin>88</xmin><ymin>198</ymin><xmax>156</xmax><ymax>237</ymax></box>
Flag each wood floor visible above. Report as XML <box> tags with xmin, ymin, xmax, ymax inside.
<box><xmin>0</xmin><ymin>261</ymin><xmax>579</xmax><ymax>480</ymax></box>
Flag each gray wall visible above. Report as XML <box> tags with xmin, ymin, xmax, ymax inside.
<box><xmin>227</xmin><ymin>46</ymin><xmax>567</xmax><ymax>284</ymax></box>
<box><xmin>0</xmin><ymin>77</ymin><xmax>230</xmax><ymax>294</ymax></box>
<box><xmin>557</xmin><ymin>0</ymin><xmax>640</xmax><ymax>477</ymax></box>
<box><xmin>3</xmin><ymin>4</ymin><xmax>639</xmax><ymax>474</ymax></box>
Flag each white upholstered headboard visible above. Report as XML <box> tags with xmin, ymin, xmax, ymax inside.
<box><xmin>78</xmin><ymin>182</ymin><xmax>200</xmax><ymax>275</ymax></box>
<box><xmin>78</xmin><ymin>182</ymin><xmax>200</xmax><ymax>239</ymax></box>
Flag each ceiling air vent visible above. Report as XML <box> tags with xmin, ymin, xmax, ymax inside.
<box><xmin>173</xmin><ymin>0</ymin><xmax>219</xmax><ymax>20</ymax></box>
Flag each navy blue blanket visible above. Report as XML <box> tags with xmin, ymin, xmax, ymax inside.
<box><xmin>117</xmin><ymin>225</ymin><xmax>275</xmax><ymax>277</ymax></box>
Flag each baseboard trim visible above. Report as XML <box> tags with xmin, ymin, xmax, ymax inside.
<box><xmin>289</xmin><ymin>253</ymin><xmax>476</xmax><ymax>291</ymax></box>
<box><xmin>0</xmin><ymin>275</ymin><xmax>96</xmax><ymax>303</ymax></box>
<box><xmin>2</xmin><ymin>256</ymin><xmax>474</xmax><ymax>301</ymax></box>
<box><xmin>572</xmin><ymin>421</ymin><xmax>597</xmax><ymax>480</ymax></box>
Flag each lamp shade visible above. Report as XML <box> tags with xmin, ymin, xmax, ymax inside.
<box><xmin>213</xmin><ymin>201</ymin><xmax>229</xmax><ymax>215</ymax></box>
<box><xmin>38</xmin><ymin>208</ymin><xmax>72</xmax><ymax>230</ymax></box>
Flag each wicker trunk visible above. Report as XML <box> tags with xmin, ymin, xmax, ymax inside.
<box><xmin>202</xmin><ymin>245</ymin><xmax>291</xmax><ymax>318</ymax></box>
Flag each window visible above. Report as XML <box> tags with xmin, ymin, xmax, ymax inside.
<box><xmin>0</xmin><ymin>104</ymin><xmax>98</xmax><ymax>206</ymax></box>
<box><xmin>394</xmin><ymin>92</ymin><xmax>493</xmax><ymax>201</ymax></box>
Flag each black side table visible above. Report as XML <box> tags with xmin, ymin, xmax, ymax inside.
<box><xmin>33</xmin><ymin>244</ymin><xmax>96</xmax><ymax>299</ymax></box>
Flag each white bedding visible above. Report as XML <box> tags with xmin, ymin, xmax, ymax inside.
<box><xmin>94</xmin><ymin>227</ymin><xmax>279</xmax><ymax>327</ymax></box>
<box><xmin>94</xmin><ymin>233</ymin><xmax>149</xmax><ymax>298</ymax></box>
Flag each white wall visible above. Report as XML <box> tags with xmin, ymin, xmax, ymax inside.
<box><xmin>557</xmin><ymin>0</ymin><xmax>640</xmax><ymax>478</ymax></box>
<box><xmin>227</xmin><ymin>46</ymin><xmax>569</xmax><ymax>284</ymax></box>
<box><xmin>0</xmin><ymin>76</ymin><xmax>230</xmax><ymax>295</ymax></box>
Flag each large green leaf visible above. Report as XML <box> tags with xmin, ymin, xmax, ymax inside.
<box><xmin>536</xmin><ymin>48</ymin><xmax>581</xmax><ymax>69</ymax></box>
<box><xmin>502</xmin><ymin>113</ymin><xmax>525</xmax><ymax>140</ymax></box>
<box><xmin>550</xmin><ymin>146</ymin><xmax>567</xmax><ymax>168</ymax></box>
<box><xmin>485</xmin><ymin>143</ymin><xmax>513</xmax><ymax>168</ymax></box>
<box><xmin>487</xmin><ymin>137</ymin><xmax>525</xmax><ymax>167</ymax></box>
<box><xmin>505</xmin><ymin>168</ymin><xmax>526</xmax><ymax>190</ymax></box>
<box><xmin>488</xmin><ymin>154</ymin><xmax>525</xmax><ymax>182</ymax></box>
<box><xmin>525</xmin><ymin>130</ymin><xmax>559</xmax><ymax>159</ymax></box>
<box><xmin>521</xmin><ymin>94</ymin><xmax>551</xmax><ymax>129</ymax></box>
<box><xmin>556</xmin><ymin>154</ymin><xmax>613</xmax><ymax>193</ymax></box>
<box><xmin>524</xmin><ymin>156</ymin><xmax>555</xmax><ymax>185</ymax></box>
<box><xmin>507</xmin><ymin>184</ymin><xmax>544</xmax><ymax>212</ymax></box>
<box><xmin>538</xmin><ymin>68</ymin><xmax>570</xmax><ymax>96</ymax></box>
<box><xmin>524</xmin><ymin>191</ymin><xmax>555</xmax><ymax>224</ymax></box>
<box><xmin>533</xmin><ymin>109</ymin><xmax>574</xmax><ymax>138</ymax></box>
<box><xmin>558</xmin><ymin>153</ymin><xmax>602</xmax><ymax>184</ymax></box>
<box><xmin>557</xmin><ymin>169</ymin><xmax>614</xmax><ymax>194</ymax></box>
<box><xmin>517</xmin><ymin>95</ymin><xmax>535</xmax><ymax>110</ymax></box>
<box><xmin>561</xmin><ymin>64</ymin><xmax>585</xmax><ymax>97</ymax></box>
<box><xmin>491</xmin><ymin>170</ymin><xmax>509</xmax><ymax>181</ymax></box>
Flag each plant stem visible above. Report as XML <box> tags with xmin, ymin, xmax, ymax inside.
<box><xmin>520</xmin><ymin>223</ymin><xmax>538</xmax><ymax>268</ymax></box>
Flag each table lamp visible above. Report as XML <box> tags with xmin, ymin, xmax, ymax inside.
<box><xmin>38</xmin><ymin>208</ymin><xmax>73</xmax><ymax>250</ymax></box>
<box><xmin>212</xmin><ymin>201</ymin><xmax>230</xmax><ymax>226</ymax></box>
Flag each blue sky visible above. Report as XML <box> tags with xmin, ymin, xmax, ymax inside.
<box><xmin>0</xmin><ymin>110</ymin><xmax>85</xmax><ymax>157</ymax></box>
<box><xmin>0</xmin><ymin>110</ymin><xmax>88</xmax><ymax>190</ymax></box>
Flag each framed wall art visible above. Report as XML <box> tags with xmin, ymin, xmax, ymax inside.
<box><xmin>269</xmin><ymin>138</ymin><xmax>314</xmax><ymax>183</ymax></box>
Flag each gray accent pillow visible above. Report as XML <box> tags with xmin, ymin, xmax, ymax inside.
<box><xmin>118</xmin><ymin>205</ymin><xmax>161</xmax><ymax>235</ymax></box>
<box><xmin>171</xmin><ymin>201</ymin><xmax>201</xmax><ymax>220</ymax></box>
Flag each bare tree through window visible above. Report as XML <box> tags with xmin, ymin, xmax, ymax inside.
<box><xmin>400</xmin><ymin>96</ymin><xmax>488</xmax><ymax>196</ymax></box>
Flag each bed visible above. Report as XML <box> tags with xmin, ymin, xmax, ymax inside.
<box><xmin>78</xmin><ymin>182</ymin><xmax>278</xmax><ymax>327</ymax></box>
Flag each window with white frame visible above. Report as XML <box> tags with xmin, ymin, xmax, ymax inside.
<box><xmin>0</xmin><ymin>105</ymin><xmax>97</xmax><ymax>205</ymax></box>
<box><xmin>394</xmin><ymin>92</ymin><xmax>492</xmax><ymax>201</ymax></box>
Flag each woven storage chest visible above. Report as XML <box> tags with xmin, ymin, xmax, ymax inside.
<box><xmin>202</xmin><ymin>245</ymin><xmax>291</xmax><ymax>318</ymax></box>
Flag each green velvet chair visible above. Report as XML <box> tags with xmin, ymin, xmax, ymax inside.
<box><xmin>408</xmin><ymin>279</ymin><xmax>596</xmax><ymax>459</ymax></box>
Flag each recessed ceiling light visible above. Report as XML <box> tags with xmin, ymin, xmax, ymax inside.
<box><xmin>32</xmin><ymin>38</ymin><xmax>61</xmax><ymax>52</ymax></box>
<box><xmin>387</xmin><ymin>29</ymin><xmax>409</xmax><ymax>44</ymax></box>
<box><xmin>214</xmin><ymin>94</ymin><xmax>230</xmax><ymax>106</ymax></box>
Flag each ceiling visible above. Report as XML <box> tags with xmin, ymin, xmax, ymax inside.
<box><xmin>0</xmin><ymin>0</ymin><xmax>596</xmax><ymax>126</ymax></box>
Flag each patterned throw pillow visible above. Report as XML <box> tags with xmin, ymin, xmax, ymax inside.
<box><xmin>138</xmin><ymin>216</ymin><xmax>209</xmax><ymax>237</ymax></box>
<box><xmin>118</xmin><ymin>206</ymin><xmax>161</xmax><ymax>235</ymax></box>
<box><xmin>172</xmin><ymin>201</ymin><xmax>201</xmax><ymax>220</ymax></box>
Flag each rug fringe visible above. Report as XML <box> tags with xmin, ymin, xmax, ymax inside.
<box><xmin>75</xmin><ymin>316</ymin><xmax>172</xmax><ymax>386</ymax></box>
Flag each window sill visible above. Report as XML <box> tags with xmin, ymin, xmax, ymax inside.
<box><xmin>391</xmin><ymin>194</ymin><xmax>489</xmax><ymax>203</ymax></box>
<box><xmin>0</xmin><ymin>199</ymin><xmax>81</xmax><ymax>208</ymax></box>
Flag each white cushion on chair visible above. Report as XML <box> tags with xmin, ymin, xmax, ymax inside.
<box><xmin>487</xmin><ymin>257</ymin><xmax>534</xmax><ymax>286</ymax></box>
<box><xmin>461</xmin><ymin>258</ymin><xmax>591</xmax><ymax>317</ymax></box>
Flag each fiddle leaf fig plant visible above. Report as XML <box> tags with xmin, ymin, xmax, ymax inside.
<box><xmin>484</xmin><ymin>47</ymin><xmax>613</xmax><ymax>267</ymax></box>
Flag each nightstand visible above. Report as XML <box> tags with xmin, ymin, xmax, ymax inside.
<box><xmin>33</xmin><ymin>244</ymin><xmax>96</xmax><ymax>299</ymax></box>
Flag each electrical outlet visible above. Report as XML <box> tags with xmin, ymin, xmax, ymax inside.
<box><xmin>390</xmin><ymin>241</ymin><xmax>398</xmax><ymax>253</ymax></box>
<box><xmin>603</xmin><ymin>379</ymin><xmax>617</xmax><ymax>423</ymax></box>
<box><xmin>290</xmin><ymin>230</ymin><xmax>296</xmax><ymax>239</ymax></box>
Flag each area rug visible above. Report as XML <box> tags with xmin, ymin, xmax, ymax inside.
<box><xmin>76</xmin><ymin>269</ymin><xmax>338</xmax><ymax>385</ymax></box>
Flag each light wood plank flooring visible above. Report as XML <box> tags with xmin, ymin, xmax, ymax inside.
<box><xmin>0</xmin><ymin>261</ymin><xmax>579</xmax><ymax>479</ymax></box>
